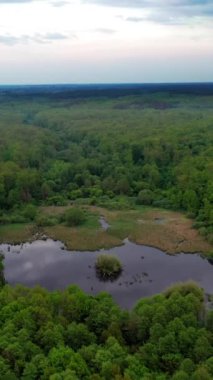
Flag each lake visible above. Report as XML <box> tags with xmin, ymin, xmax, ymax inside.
<box><xmin>1</xmin><ymin>238</ymin><xmax>213</xmax><ymax>308</ymax></box>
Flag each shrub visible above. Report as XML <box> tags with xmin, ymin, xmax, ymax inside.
<box><xmin>63</xmin><ymin>208</ymin><xmax>86</xmax><ymax>227</ymax></box>
<box><xmin>137</xmin><ymin>189</ymin><xmax>154</xmax><ymax>205</ymax></box>
<box><xmin>207</xmin><ymin>251</ymin><xmax>213</xmax><ymax>265</ymax></box>
<box><xmin>0</xmin><ymin>214</ymin><xmax>27</xmax><ymax>224</ymax></box>
<box><xmin>207</xmin><ymin>233</ymin><xmax>213</xmax><ymax>245</ymax></box>
<box><xmin>199</xmin><ymin>227</ymin><xmax>207</xmax><ymax>237</ymax></box>
<box><xmin>35</xmin><ymin>215</ymin><xmax>58</xmax><ymax>227</ymax></box>
<box><xmin>22</xmin><ymin>204</ymin><xmax>37</xmax><ymax>221</ymax></box>
<box><xmin>46</xmin><ymin>195</ymin><xmax>68</xmax><ymax>206</ymax></box>
<box><xmin>95</xmin><ymin>254</ymin><xmax>122</xmax><ymax>280</ymax></box>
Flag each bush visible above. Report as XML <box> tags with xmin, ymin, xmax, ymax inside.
<box><xmin>207</xmin><ymin>251</ymin><xmax>213</xmax><ymax>265</ymax></box>
<box><xmin>199</xmin><ymin>227</ymin><xmax>207</xmax><ymax>237</ymax></box>
<box><xmin>63</xmin><ymin>208</ymin><xmax>86</xmax><ymax>227</ymax></box>
<box><xmin>192</xmin><ymin>221</ymin><xmax>205</xmax><ymax>229</ymax></box>
<box><xmin>207</xmin><ymin>233</ymin><xmax>213</xmax><ymax>245</ymax></box>
<box><xmin>46</xmin><ymin>195</ymin><xmax>68</xmax><ymax>206</ymax></box>
<box><xmin>152</xmin><ymin>198</ymin><xmax>172</xmax><ymax>209</ymax></box>
<box><xmin>95</xmin><ymin>254</ymin><xmax>122</xmax><ymax>280</ymax></box>
<box><xmin>137</xmin><ymin>189</ymin><xmax>154</xmax><ymax>205</ymax></box>
<box><xmin>0</xmin><ymin>214</ymin><xmax>27</xmax><ymax>224</ymax></box>
<box><xmin>22</xmin><ymin>204</ymin><xmax>37</xmax><ymax>221</ymax></box>
<box><xmin>35</xmin><ymin>215</ymin><xmax>58</xmax><ymax>227</ymax></box>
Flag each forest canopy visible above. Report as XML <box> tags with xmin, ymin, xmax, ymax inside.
<box><xmin>0</xmin><ymin>84</ymin><xmax>212</xmax><ymax>243</ymax></box>
<box><xmin>0</xmin><ymin>282</ymin><xmax>212</xmax><ymax>379</ymax></box>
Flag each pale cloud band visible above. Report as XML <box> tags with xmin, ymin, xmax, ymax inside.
<box><xmin>0</xmin><ymin>0</ymin><xmax>212</xmax><ymax>24</ymax></box>
<box><xmin>0</xmin><ymin>0</ymin><xmax>212</xmax><ymax>84</ymax></box>
<box><xmin>83</xmin><ymin>0</ymin><xmax>213</xmax><ymax>20</ymax></box>
<box><xmin>0</xmin><ymin>32</ymin><xmax>70</xmax><ymax>46</ymax></box>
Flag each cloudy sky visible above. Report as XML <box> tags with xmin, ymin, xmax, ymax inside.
<box><xmin>0</xmin><ymin>0</ymin><xmax>213</xmax><ymax>84</ymax></box>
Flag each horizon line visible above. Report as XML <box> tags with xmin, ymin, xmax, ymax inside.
<box><xmin>1</xmin><ymin>81</ymin><xmax>213</xmax><ymax>87</ymax></box>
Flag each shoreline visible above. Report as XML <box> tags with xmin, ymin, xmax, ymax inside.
<box><xmin>0</xmin><ymin>206</ymin><xmax>212</xmax><ymax>255</ymax></box>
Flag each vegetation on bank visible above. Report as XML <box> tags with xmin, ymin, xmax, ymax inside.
<box><xmin>0</xmin><ymin>88</ymin><xmax>212</xmax><ymax>247</ymax></box>
<box><xmin>0</xmin><ymin>223</ymin><xmax>34</xmax><ymax>245</ymax></box>
<box><xmin>62</xmin><ymin>207</ymin><xmax>86</xmax><ymax>227</ymax></box>
<box><xmin>0</xmin><ymin>206</ymin><xmax>211</xmax><ymax>255</ymax></box>
<box><xmin>0</xmin><ymin>282</ymin><xmax>212</xmax><ymax>379</ymax></box>
<box><xmin>95</xmin><ymin>254</ymin><xmax>122</xmax><ymax>280</ymax></box>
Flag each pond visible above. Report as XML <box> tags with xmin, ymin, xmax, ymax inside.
<box><xmin>1</xmin><ymin>238</ymin><xmax>213</xmax><ymax>308</ymax></box>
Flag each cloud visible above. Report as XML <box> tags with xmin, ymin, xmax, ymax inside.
<box><xmin>0</xmin><ymin>0</ymin><xmax>34</xmax><ymax>3</ymax></box>
<box><xmin>40</xmin><ymin>32</ymin><xmax>69</xmax><ymax>40</ymax></box>
<box><xmin>82</xmin><ymin>0</ymin><xmax>213</xmax><ymax>24</ymax></box>
<box><xmin>50</xmin><ymin>1</ymin><xmax>69</xmax><ymax>6</ymax></box>
<box><xmin>0</xmin><ymin>0</ymin><xmax>68</xmax><ymax>3</ymax></box>
<box><xmin>82</xmin><ymin>0</ymin><xmax>213</xmax><ymax>7</ymax></box>
<box><xmin>126</xmin><ymin>16</ymin><xmax>144</xmax><ymax>22</ymax></box>
<box><xmin>94</xmin><ymin>28</ymin><xmax>116</xmax><ymax>34</ymax></box>
<box><xmin>0</xmin><ymin>0</ymin><xmax>72</xmax><ymax>7</ymax></box>
<box><xmin>0</xmin><ymin>35</ymin><xmax>27</xmax><ymax>45</ymax></box>
<box><xmin>0</xmin><ymin>32</ymin><xmax>70</xmax><ymax>45</ymax></box>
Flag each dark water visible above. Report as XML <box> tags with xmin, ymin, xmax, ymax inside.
<box><xmin>1</xmin><ymin>238</ymin><xmax>213</xmax><ymax>309</ymax></box>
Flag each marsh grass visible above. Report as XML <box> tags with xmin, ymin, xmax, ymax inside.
<box><xmin>100</xmin><ymin>207</ymin><xmax>212</xmax><ymax>254</ymax></box>
<box><xmin>44</xmin><ymin>225</ymin><xmax>121</xmax><ymax>251</ymax></box>
<box><xmin>0</xmin><ymin>206</ymin><xmax>211</xmax><ymax>255</ymax></box>
<box><xmin>0</xmin><ymin>224</ymin><xmax>34</xmax><ymax>244</ymax></box>
<box><xmin>35</xmin><ymin>207</ymin><xmax>213</xmax><ymax>254</ymax></box>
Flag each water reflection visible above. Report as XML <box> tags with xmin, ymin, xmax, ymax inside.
<box><xmin>99</xmin><ymin>216</ymin><xmax>110</xmax><ymax>230</ymax></box>
<box><xmin>1</xmin><ymin>239</ymin><xmax>213</xmax><ymax>309</ymax></box>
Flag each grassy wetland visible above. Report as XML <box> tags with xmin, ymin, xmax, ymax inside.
<box><xmin>0</xmin><ymin>205</ymin><xmax>211</xmax><ymax>255</ymax></box>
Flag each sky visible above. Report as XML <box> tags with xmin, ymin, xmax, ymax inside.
<box><xmin>0</xmin><ymin>0</ymin><xmax>213</xmax><ymax>84</ymax></box>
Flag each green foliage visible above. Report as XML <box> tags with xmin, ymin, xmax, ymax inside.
<box><xmin>35</xmin><ymin>215</ymin><xmax>59</xmax><ymax>227</ymax></box>
<box><xmin>0</xmin><ymin>88</ymin><xmax>212</xmax><ymax>240</ymax></box>
<box><xmin>0</xmin><ymin>88</ymin><xmax>212</xmax><ymax>378</ymax></box>
<box><xmin>95</xmin><ymin>254</ymin><xmax>122</xmax><ymax>280</ymax></box>
<box><xmin>0</xmin><ymin>283</ymin><xmax>211</xmax><ymax>379</ymax></box>
<box><xmin>137</xmin><ymin>189</ymin><xmax>154</xmax><ymax>205</ymax></box>
<box><xmin>46</xmin><ymin>196</ymin><xmax>68</xmax><ymax>206</ymax></box>
<box><xmin>62</xmin><ymin>208</ymin><xmax>86</xmax><ymax>227</ymax></box>
<box><xmin>21</xmin><ymin>204</ymin><xmax>37</xmax><ymax>221</ymax></box>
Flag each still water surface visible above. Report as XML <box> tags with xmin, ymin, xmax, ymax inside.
<box><xmin>1</xmin><ymin>238</ymin><xmax>213</xmax><ymax>308</ymax></box>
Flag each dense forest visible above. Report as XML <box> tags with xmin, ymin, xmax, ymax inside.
<box><xmin>0</xmin><ymin>282</ymin><xmax>212</xmax><ymax>379</ymax></box>
<box><xmin>0</xmin><ymin>84</ymin><xmax>212</xmax><ymax>243</ymax></box>
<box><xmin>0</xmin><ymin>85</ymin><xmax>213</xmax><ymax>379</ymax></box>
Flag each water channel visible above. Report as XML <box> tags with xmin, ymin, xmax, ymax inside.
<box><xmin>1</xmin><ymin>237</ymin><xmax>212</xmax><ymax>309</ymax></box>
